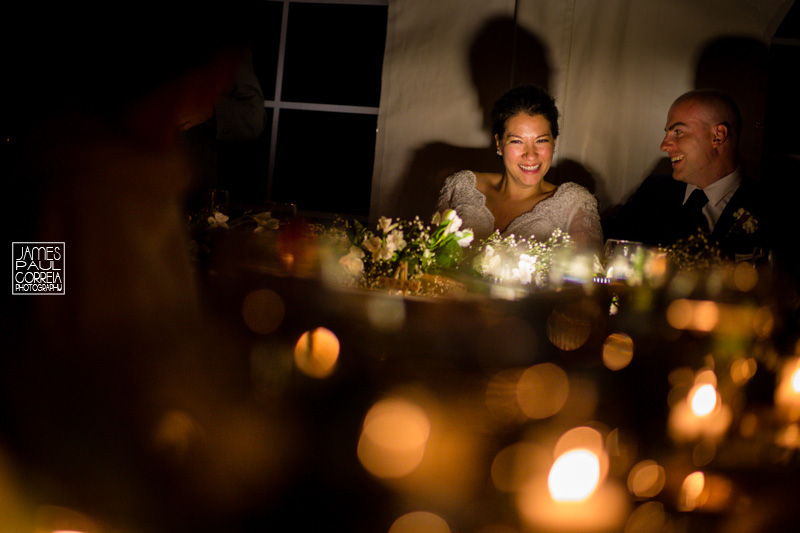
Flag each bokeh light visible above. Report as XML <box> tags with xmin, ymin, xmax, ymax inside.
<box><xmin>692</xmin><ymin>438</ymin><xmax>717</xmax><ymax>467</ymax></box>
<box><xmin>516</xmin><ymin>363</ymin><xmax>569</xmax><ymax>419</ymax></box>
<box><xmin>691</xmin><ymin>301</ymin><xmax>719</xmax><ymax>332</ymax></box>
<box><xmin>485</xmin><ymin>368</ymin><xmax>526</xmax><ymax>423</ymax></box>
<box><xmin>152</xmin><ymin>409</ymin><xmax>203</xmax><ymax>460</ymax></box>
<box><xmin>732</xmin><ymin>262</ymin><xmax>758</xmax><ymax>292</ymax></box>
<box><xmin>389</xmin><ymin>511</ymin><xmax>451</xmax><ymax>533</ymax></box>
<box><xmin>546</xmin><ymin>302</ymin><xmax>595</xmax><ymax>351</ymax></box>
<box><xmin>626</xmin><ymin>460</ymin><xmax>665</xmax><ymax>498</ymax></box>
<box><xmin>730</xmin><ymin>357</ymin><xmax>757</xmax><ymax>385</ymax></box>
<box><xmin>690</xmin><ymin>384</ymin><xmax>717</xmax><ymax>416</ymax></box>
<box><xmin>624</xmin><ymin>501</ymin><xmax>666</xmax><ymax>533</ymax></box>
<box><xmin>775</xmin><ymin>357</ymin><xmax>800</xmax><ymax>421</ymax></box>
<box><xmin>665</xmin><ymin>299</ymin><xmax>720</xmax><ymax>332</ymax></box>
<box><xmin>554</xmin><ymin>426</ymin><xmax>607</xmax><ymax>464</ymax></box>
<box><xmin>548</xmin><ymin>449</ymin><xmax>601</xmax><ymax>501</ymax></box>
<box><xmin>679</xmin><ymin>471</ymin><xmax>706</xmax><ymax>511</ymax></box>
<box><xmin>293</xmin><ymin>327</ymin><xmax>340</xmax><ymax>378</ymax></box>
<box><xmin>491</xmin><ymin>442</ymin><xmax>544</xmax><ymax>492</ymax></box>
<box><xmin>241</xmin><ymin>288</ymin><xmax>285</xmax><ymax>335</ymax></box>
<box><xmin>753</xmin><ymin>306</ymin><xmax>774</xmax><ymax>337</ymax></box>
<box><xmin>602</xmin><ymin>333</ymin><xmax>634</xmax><ymax>371</ymax></box>
<box><xmin>358</xmin><ymin>398</ymin><xmax>431</xmax><ymax>478</ymax></box>
<box><xmin>665</xmin><ymin>299</ymin><xmax>693</xmax><ymax>330</ymax></box>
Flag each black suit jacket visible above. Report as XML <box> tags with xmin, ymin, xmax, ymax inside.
<box><xmin>602</xmin><ymin>174</ymin><xmax>767</xmax><ymax>259</ymax></box>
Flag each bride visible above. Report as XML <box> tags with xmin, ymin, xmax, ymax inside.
<box><xmin>436</xmin><ymin>84</ymin><xmax>602</xmax><ymax>253</ymax></box>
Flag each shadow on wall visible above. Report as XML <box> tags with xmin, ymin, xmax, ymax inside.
<box><xmin>693</xmin><ymin>35</ymin><xmax>769</xmax><ymax>182</ymax></box>
<box><xmin>391</xmin><ymin>16</ymin><xmax>597</xmax><ymax>220</ymax></box>
<box><xmin>602</xmin><ymin>35</ymin><xmax>769</xmax><ymax>218</ymax></box>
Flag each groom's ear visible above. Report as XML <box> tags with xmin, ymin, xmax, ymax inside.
<box><xmin>711</xmin><ymin>123</ymin><xmax>730</xmax><ymax>146</ymax></box>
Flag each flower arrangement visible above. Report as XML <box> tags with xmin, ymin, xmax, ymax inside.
<box><xmin>189</xmin><ymin>210</ymin><xmax>281</xmax><ymax>233</ymax></box>
<box><xmin>660</xmin><ymin>231</ymin><xmax>722</xmax><ymax>272</ymax></box>
<box><xmin>334</xmin><ymin>210</ymin><xmax>474</xmax><ymax>291</ymax></box>
<box><xmin>472</xmin><ymin>229</ymin><xmax>576</xmax><ymax>287</ymax></box>
<box><xmin>187</xmin><ymin>208</ymin><xmax>283</xmax><ymax>265</ymax></box>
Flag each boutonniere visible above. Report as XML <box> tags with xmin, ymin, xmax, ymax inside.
<box><xmin>731</xmin><ymin>208</ymin><xmax>758</xmax><ymax>234</ymax></box>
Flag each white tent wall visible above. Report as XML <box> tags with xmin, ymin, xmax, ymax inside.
<box><xmin>372</xmin><ymin>0</ymin><xmax>792</xmax><ymax>223</ymax></box>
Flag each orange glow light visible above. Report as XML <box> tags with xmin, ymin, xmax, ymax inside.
<box><xmin>293</xmin><ymin>327</ymin><xmax>339</xmax><ymax>378</ymax></box>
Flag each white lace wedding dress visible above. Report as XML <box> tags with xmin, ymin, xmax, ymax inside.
<box><xmin>435</xmin><ymin>170</ymin><xmax>603</xmax><ymax>251</ymax></box>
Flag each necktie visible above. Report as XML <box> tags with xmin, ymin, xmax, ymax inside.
<box><xmin>685</xmin><ymin>188</ymin><xmax>710</xmax><ymax>233</ymax></box>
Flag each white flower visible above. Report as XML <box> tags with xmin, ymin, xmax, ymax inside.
<box><xmin>443</xmin><ymin>215</ymin><xmax>462</xmax><ymax>236</ymax></box>
<box><xmin>433</xmin><ymin>209</ymin><xmax>463</xmax><ymax>234</ymax></box>
<box><xmin>207</xmin><ymin>211</ymin><xmax>229</xmax><ymax>229</ymax></box>
<box><xmin>252</xmin><ymin>212</ymin><xmax>280</xmax><ymax>232</ymax></box>
<box><xmin>378</xmin><ymin>216</ymin><xmax>396</xmax><ymax>233</ymax></box>
<box><xmin>386</xmin><ymin>229</ymin><xmax>407</xmax><ymax>252</ymax></box>
<box><xmin>363</xmin><ymin>236</ymin><xmax>393</xmax><ymax>261</ymax></box>
<box><xmin>742</xmin><ymin>218</ymin><xmax>757</xmax><ymax>233</ymax></box>
<box><xmin>362</xmin><ymin>236</ymin><xmax>380</xmax><ymax>253</ymax></box>
<box><xmin>455</xmin><ymin>230</ymin><xmax>474</xmax><ymax>247</ymax></box>
<box><xmin>339</xmin><ymin>246</ymin><xmax>365</xmax><ymax>275</ymax></box>
<box><xmin>483</xmin><ymin>250</ymin><xmax>504</xmax><ymax>278</ymax></box>
<box><xmin>515</xmin><ymin>254</ymin><xmax>537</xmax><ymax>285</ymax></box>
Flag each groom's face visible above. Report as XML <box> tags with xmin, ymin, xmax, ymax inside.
<box><xmin>660</xmin><ymin>99</ymin><xmax>717</xmax><ymax>187</ymax></box>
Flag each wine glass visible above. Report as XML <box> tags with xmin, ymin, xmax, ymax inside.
<box><xmin>206</xmin><ymin>188</ymin><xmax>230</xmax><ymax>216</ymax></box>
<box><xmin>603</xmin><ymin>239</ymin><xmax>644</xmax><ymax>281</ymax></box>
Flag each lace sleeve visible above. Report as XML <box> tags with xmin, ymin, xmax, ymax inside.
<box><xmin>568</xmin><ymin>207</ymin><xmax>604</xmax><ymax>254</ymax></box>
<box><xmin>561</xmin><ymin>183</ymin><xmax>603</xmax><ymax>254</ymax></box>
<box><xmin>435</xmin><ymin>174</ymin><xmax>456</xmax><ymax>215</ymax></box>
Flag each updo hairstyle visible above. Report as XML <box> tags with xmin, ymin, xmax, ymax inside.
<box><xmin>490</xmin><ymin>84</ymin><xmax>560</xmax><ymax>140</ymax></box>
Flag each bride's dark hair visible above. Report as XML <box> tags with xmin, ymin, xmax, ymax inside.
<box><xmin>491</xmin><ymin>84</ymin><xmax>560</xmax><ymax>140</ymax></box>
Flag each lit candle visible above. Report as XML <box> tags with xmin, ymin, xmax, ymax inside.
<box><xmin>775</xmin><ymin>357</ymin><xmax>800</xmax><ymax>422</ymax></box>
<box><xmin>668</xmin><ymin>373</ymin><xmax>732</xmax><ymax>442</ymax></box>
<box><xmin>516</xmin><ymin>428</ymin><xmax>630</xmax><ymax>532</ymax></box>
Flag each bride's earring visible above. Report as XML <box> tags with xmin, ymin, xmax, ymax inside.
<box><xmin>496</xmin><ymin>149</ymin><xmax>502</xmax><ymax>156</ymax></box>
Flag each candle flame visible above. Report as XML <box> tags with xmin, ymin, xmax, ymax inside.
<box><xmin>792</xmin><ymin>367</ymin><xmax>800</xmax><ymax>394</ymax></box>
<box><xmin>690</xmin><ymin>384</ymin><xmax>717</xmax><ymax>416</ymax></box>
<box><xmin>547</xmin><ymin>449</ymin><xmax>600</xmax><ymax>502</ymax></box>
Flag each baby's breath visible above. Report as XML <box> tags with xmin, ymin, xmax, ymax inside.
<box><xmin>661</xmin><ymin>231</ymin><xmax>722</xmax><ymax>272</ymax></box>
<box><xmin>472</xmin><ymin>228</ymin><xmax>573</xmax><ymax>287</ymax></box>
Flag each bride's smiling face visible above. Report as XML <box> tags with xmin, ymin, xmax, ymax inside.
<box><xmin>496</xmin><ymin>112</ymin><xmax>555</xmax><ymax>188</ymax></box>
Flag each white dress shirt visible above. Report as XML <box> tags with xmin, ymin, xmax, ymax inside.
<box><xmin>683</xmin><ymin>168</ymin><xmax>742</xmax><ymax>232</ymax></box>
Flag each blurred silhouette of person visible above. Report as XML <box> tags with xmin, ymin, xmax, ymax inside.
<box><xmin>2</xmin><ymin>2</ymin><xmax>289</xmax><ymax>531</ymax></box>
<box><xmin>182</xmin><ymin>47</ymin><xmax>266</xmax><ymax>215</ymax></box>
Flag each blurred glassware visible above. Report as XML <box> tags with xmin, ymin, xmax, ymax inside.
<box><xmin>207</xmin><ymin>188</ymin><xmax>230</xmax><ymax>215</ymax></box>
<box><xmin>603</xmin><ymin>239</ymin><xmax>645</xmax><ymax>283</ymax></box>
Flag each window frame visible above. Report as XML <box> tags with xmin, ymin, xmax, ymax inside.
<box><xmin>261</xmin><ymin>0</ymin><xmax>389</xmax><ymax>220</ymax></box>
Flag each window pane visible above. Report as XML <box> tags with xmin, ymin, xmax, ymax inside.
<box><xmin>252</xmin><ymin>0</ymin><xmax>284</xmax><ymax>101</ymax></box>
<box><xmin>282</xmin><ymin>3</ymin><xmax>388</xmax><ymax>107</ymax></box>
<box><xmin>273</xmin><ymin>109</ymin><xmax>376</xmax><ymax>216</ymax></box>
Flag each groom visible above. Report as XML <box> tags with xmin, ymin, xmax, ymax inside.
<box><xmin>602</xmin><ymin>89</ymin><xmax>766</xmax><ymax>259</ymax></box>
